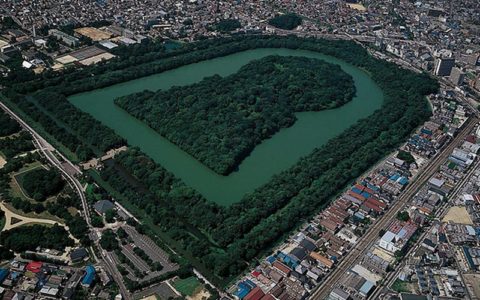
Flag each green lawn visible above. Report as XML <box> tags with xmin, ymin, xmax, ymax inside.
<box><xmin>391</xmin><ymin>279</ymin><xmax>412</xmax><ymax>293</ymax></box>
<box><xmin>172</xmin><ymin>277</ymin><xmax>201</xmax><ymax>296</ymax></box>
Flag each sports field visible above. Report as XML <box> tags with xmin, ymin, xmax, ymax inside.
<box><xmin>172</xmin><ymin>277</ymin><xmax>201</xmax><ymax>296</ymax></box>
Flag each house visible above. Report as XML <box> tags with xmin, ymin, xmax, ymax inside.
<box><xmin>94</xmin><ymin>200</ymin><xmax>114</xmax><ymax>215</ymax></box>
<box><xmin>378</xmin><ymin>221</ymin><xmax>418</xmax><ymax>254</ymax></box>
<box><xmin>70</xmin><ymin>248</ymin><xmax>88</xmax><ymax>263</ymax></box>
<box><xmin>310</xmin><ymin>252</ymin><xmax>334</xmax><ymax>269</ymax></box>
<box><xmin>329</xmin><ymin>288</ymin><xmax>350</xmax><ymax>300</ymax></box>
<box><xmin>25</xmin><ymin>261</ymin><xmax>42</xmax><ymax>273</ymax></box>
<box><xmin>290</xmin><ymin>247</ymin><xmax>307</xmax><ymax>261</ymax></box>
<box><xmin>272</xmin><ymin>261</ymin><xmax>291</xmax><ymax>276</ymax></box>
<box><xmin>244</xmin><ymin>287</ymin><xmax>265</xmax><ymax>300</ymax></box>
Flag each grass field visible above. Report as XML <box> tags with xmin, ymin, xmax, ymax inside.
<box><xmin>391</xmin><ymin>279</ymin><xmax>413</xmax><ymax>293</ymax></box>
<box><xmin>172</xmin><ymin>277</ymin><xmax>201</xmax><ymax>296</ymax></box>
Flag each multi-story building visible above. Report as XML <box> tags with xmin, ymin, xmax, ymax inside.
<box><xmin>434</xmin><ymin>57</ymin><xmax>455</xmax><ymax>76</ymax></box>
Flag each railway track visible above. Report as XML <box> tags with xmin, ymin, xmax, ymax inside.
<box><xmin>310</xmin><ymin>116</ymin><xmax>478</xmax><ymax>299</ymax></box>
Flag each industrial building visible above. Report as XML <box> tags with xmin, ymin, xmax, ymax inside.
<box><xmin>434</xmin><ymin>57</ymin><xmax>455</xmax><ymax>76</ymax></box>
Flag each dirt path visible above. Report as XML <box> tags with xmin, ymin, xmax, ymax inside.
<box><xmin>0</xmin><ymin>155</ymin><xmax>6</xmax><ymax>169</ymax></box>
<box><xmin>0</xmin><ymin>202</ymin><xmax>62</xmax><ymax>231</ymax></box>
<box><xmin>0</xmin><ymin>202</ymin><xmax>80</xmax><ymax>244</ymax></box>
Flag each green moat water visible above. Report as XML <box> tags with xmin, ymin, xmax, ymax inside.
<box><xmin>69</xmin><ymin>48</ymin><xmax>384</xmax><ymax>205</ymax></box>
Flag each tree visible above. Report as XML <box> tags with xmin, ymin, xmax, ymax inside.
<box><xmin>0</xmin><ymin>110</ymin><xmax>20</xmax><ymax>136</ymax></box>
<box><xmin>21</xmin><ymin>168</ymin><xmax>64</xmax><ymax>201</ymax></box>
<box><xmin>268</xmin><ymin>13</ymin><xmax>302</xmax><ymax>30</ymax></box>
<box><xmin>397</xmin><ymin>211</ymin><xmax>410</xmax><ymax>222</ymax></box>
<box><xmin>397</xmin><ymin>150</ymin><xmax>415</xmax><ymax>164</ymax></box>
<box><xmin>214</xmin><ymin>19</ymin><xmax>241</xmax><ymax>32</ymax></box>
<box><xmin>105</xmin><ymin>209</ymin><xmax>116</xmax><ymax>223</ymax></box>
<box><xmin>100</xmin><ymin>229</ymin><xmax>119</xmax><ymax>251</ymax></box>
<box><xmin>91</xmin><ymin>215</ymin><xmax>104</xmax><ymax>228</ymax></box>
<box><xmin>116</xmin><ymin>227</ymin><xmax>127</xmax><ymax>239</ymax></box>
<box><xmin>114</xmin><ymin>56</ymin><xmax>355</xmax><ymax>175</ymax></box>
<box><xmin>0</xmin><ymin>224</ymin><xmax>73</xmax><ymax>252</ymax></box>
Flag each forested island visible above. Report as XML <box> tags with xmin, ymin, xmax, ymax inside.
<box><xmin>0</xmin><ymin>35</ymin><xmax>438</xmax><ymax>285</ymax></box>
<box><xmin>115</xmin><ymin>56</ymin><xmax>355</xmax><ymax>174</ymax></box>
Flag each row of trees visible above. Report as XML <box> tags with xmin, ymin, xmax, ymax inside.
<box><xmin>33</xmin><ymin>91</ymin><xmax>126</xmax><ymax>153</ymax></box>
<box><xmin>4</xmin><ymin>91</ymin><xmax>95</xmax><ymax>161</ymax></box>
<box><xmin>115</xmin><ymin>55</ymin><xmax>354</xmax><ymax>174</ymax></box>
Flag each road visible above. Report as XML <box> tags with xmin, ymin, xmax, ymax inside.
<box><xmin>0</xmin><ymin>100</ymin><xmax>90</xmax><ymax>226</ymax></box>
<box><xmin>0</xmin><ymin>100</ymin><xmax>132</xmax><ymax>299</ymax></box>
<box><xmin>310</xmin><ymin>116</ymin><xmax>478</xmax><ymax>299</ymax></box>
<box><xmin>369</xmin><ymin>157</ymin><xmax>480</xmax><ymax>299</ymax></box>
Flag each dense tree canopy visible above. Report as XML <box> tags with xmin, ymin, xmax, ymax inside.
<box><xmin>268</xmin><ymin>13</ymin><xmax>303</xmax><ymax>30</ymax></box>
<box><xmin>214</xmin><ymin>19</ymin><xmax>241</xmax><ymax>32</ymax></box>
<box><xmin>0</xmin><ymin>131</ymin><xmax>35</xmax><ymax>158</ymax></box>
<box><xmin>397</xmin><ymin>150</ymin><xmax>415</xmax><ymax>164</ymax></box>
<box><xmin>100</xmin><ymin>229</ymin><xmax>119</xmax><ymax>251</ymax></box>
<box><xmin>0</xmin><ymin>224</ymin><xmax>73</xmax><ymax>252</ymax></box>
<box><xmin>115</xmin><ymin>56</ymin><xmax>355</xmax><ymax>174</ymax></box>
<box><xmin>33</xmin><ymin>91</ymin><xmax>126</xmax><ymax>153</ymax></box>
<box><xmin>0</xmin><ymin>110</ymin><xmax>20</xmax><ymax>137</ymax></box>
<box><xmin>21</xmin><ymin>168</ymin><xmax>64</xmax><ymax>201</ymax></box>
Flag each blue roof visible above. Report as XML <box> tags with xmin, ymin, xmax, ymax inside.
<box><xmin>398</xmin><ymin>177</ymin><xmax>409</xmax><ymax>185</ymax></box>
<box><xmin>235</xmin><ymin>288</ymin><xmax>249</xmax><ymax>299</ymax></box>
<box><xmin>238</xmin><ymin>282</ymin><xmax>248</xmax><ymax>290</ymax></box>
<box><xmin>351</xmin><ymin>187</ymin><xmax>363</xmax><ymax>195</ymax></box>
<box><xmin>10</xmin><ymin>272</ymin><xmax>20</xmax><ymax>280</ymax></box>
<box><xmin>354</xmin><ymin>212</ymin><xmax>365</xmax><ymax>219</ymax></box>
<box><xmin>235</xmin><ymin>280</ymin><xmax>255</xmax><ymax>299</ymax></box>
<box><xmin>0</xmin><ymin>269</ymin><xmax>8</xmax><ymax>283</ymax></box>
<box><xmin>82</xmin><ymin>265</ymin><xmax>95</xmax><ymax>286</ymax></box>
<box><xmin>390</xmin><ymin>174</ymin><xmax>400</xmax><ymax>181</ymax></box>
<box><xmin>360</xmin><ymin>281</ymin><xmax>375</xmax><ymax>295</ymax></box>
<box><xmin>421</xmin><ymin>128</ymin><xmax>433</xmax><ymax>135</ymax></box>
<box><xmin>266</xmin><ymin>256</ymin><xmax>276</xmax><ymax>264</ymax></box>
<box><xmin>361</xmin><ymin>191</ymin><xmax>371</xmax><ymax>199</ymax></box>
<box><xmin>243</xmin><ymin>279</ymin><xmax>256</xmax><ymax>289</ymax></box>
